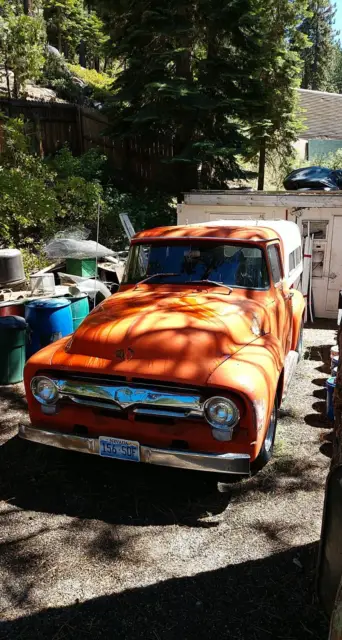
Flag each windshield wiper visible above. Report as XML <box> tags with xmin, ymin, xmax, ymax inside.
<box><xmin>134</xmin><ymin>273</ymin><xmax>180</xmax><ymax>289</ymax></box>
<box><xmin>185</xmin><ymin>279</ymin><xmax>232</xmax><ymax>293</ymax></box>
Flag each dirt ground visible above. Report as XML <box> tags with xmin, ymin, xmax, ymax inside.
<box><xmin>0</xmin><ymin>322</ymin><xmax>337</xmax><ymax>640</ymax></box>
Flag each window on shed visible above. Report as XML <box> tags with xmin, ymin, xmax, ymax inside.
<box><xmin>267</xmin><ymin>244</ymin><xmax>282</xmax><ymax>284</ymax></box>
<box><xmin>289</xmin><ymin>250</ymin><xmax>295</xmax><ymax>272</ymax></box>
<box><xmin>289</xmin><ymin>247</ymin><xmax>302</xmax><ymax>273</ymax></box>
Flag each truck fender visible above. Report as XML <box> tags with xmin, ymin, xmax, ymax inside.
<box><xmin>291</xmin><ymin>289</ymin><xmax>305</xmax><ymax>351</ymax></box>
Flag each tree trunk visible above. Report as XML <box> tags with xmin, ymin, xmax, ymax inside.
<box><xmin>57</xmin><ymin>8</ymin><xmax>62</xmax><ymax>53</ymax></box>
<box><xmin>23</xmin><ymin>0</ymin><xmax>33</xmax><ymax>15</ymax></box>
<box><xmin>13</xmin><ymin>75</ymin><xmax>19</xmax><ymax>100</ymax></box>
<box><xmin>173</xmin><ymin>8</ymin><xmax>196</xmax><ymax>197</ymax></box>
<box><xmin>258</xmin><ymin>137</ymin><xmax>266</xmax><ymax>191</ymax></box>
<box><xmin>79</xmin><ymin>40</ymin><xmax>86</xmax><ymax>68</ymax></box>
<box><xmin>4</xmin><ymin>61</ymin><xmax>11</xmax><ymax>101</ymax></box>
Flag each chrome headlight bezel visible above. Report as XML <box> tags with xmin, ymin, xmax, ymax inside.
<box><xmin>31</xmin><ymin>376</ymin><xmax>59</xmax><ymax>405</ymax></box>
<box><xmin>204</xmin><ymin>396</ymin><xmax>240</xmax><ymax>430</ymax></box>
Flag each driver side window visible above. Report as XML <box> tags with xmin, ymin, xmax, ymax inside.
<box><xmin>267</xmin><ymin>244</ymin><xmax>282</xmax><ymax>284</ymax></box>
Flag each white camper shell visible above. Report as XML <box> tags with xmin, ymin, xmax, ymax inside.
<box><xmin>189</xmin><ymin>219</ymin><xmax>303</xmax><ymax>288</ymax></box>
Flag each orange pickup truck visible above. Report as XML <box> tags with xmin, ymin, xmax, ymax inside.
<box><xmin>19</xmin><ymin>220</ymin><xmax>305</xmax><ymax>478</ymax></box>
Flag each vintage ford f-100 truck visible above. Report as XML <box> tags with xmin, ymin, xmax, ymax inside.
<box><xmin>19</xmin><ymin>220</ymin><xmax>305</xmax><ymax>477</ymax></box>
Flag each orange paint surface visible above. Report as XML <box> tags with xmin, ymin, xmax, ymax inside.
<box><xmin>24</xmin><ymin>224</ymin><xmax>305</xmax><ymax>463</ymax></box>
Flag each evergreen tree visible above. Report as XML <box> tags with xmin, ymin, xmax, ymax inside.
<box><xmin>300</xmin><ymin>0</ymin><xmax>336</xmax><ymax>91</ymax></box>
<box><xmin>331</xmin><ymin>41</ymin><xmax>342</xmax><ymax>92</ymax></box>
<box><xmin>43</xmin><ymin>0</ymin><xmax>84</xmax><ymax>58</ymax></box>
<box><xmin>248</xmin><ymin>0</ymin><xmax>309</xmax><ymax>189</ymax></box>
<box><xmin>99</xmin><ymin>0</ymin><xmax>268</xmax><ymax>194</ymax></box>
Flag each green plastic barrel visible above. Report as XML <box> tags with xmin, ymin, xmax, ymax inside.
<box><xmin>69</xmin><ymin>294</ymin><xmax>90</xmax><ymax>331</ymax></box>
<box><xmin>0</xmin><ymin>316</ymin><xmax>27</xmax><ymax>384</ymax></box>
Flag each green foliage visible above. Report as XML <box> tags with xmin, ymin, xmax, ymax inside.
<box><xmin>0</xmin><ymin>116</ymin><xmax>105</xmax><ymax>250</ymax></box>
<box><xmin>0</xmin><ymin>114</ymin><xmax>175</xmax><ymax>263</ymax></box>
<box><xmin>0</xmin><ymin>0</ymin><xmax>46</xmax><ymax>98</ymax></box>
<box><xmin>99</xmin><ymin>189</ymin><xmax>177</xmax><ymax>250</ymax></box>
<box><xmin>331</xmin><ymin>43</ymin><xmax>342</xmax><ymax>93</ymax></box>
<box><xmin>43</xmin><ymin>0</ymin><xmax>108</xmax><ymax>68</ymax></box>
<box><xmin>43</xmin><ymin>0</ymin><xmax>84</xmax><ymax>58</ymax></box>
<box><xmin>102</xmin><ymin>0</ymin><xmax>269</xmax><ymax>192</ymax></box>
<box><xmin>247</xmin><ymin>0</ymin><xmax>310</xmax><ymax>183</ymax></box>
<box><xmin>300</xmin><ymin>0</ymin><xmax>337</xmax><ymax>92</ymax></box>
<box><xmin>0</xmin><ymin>116</ymin><xmax>59</xmax><ymax>244</ymax></box>
<box><xmin>21</xmin><ymin>244</ymin><xmax>50</xmax><ymax>274</ymax></box>
<box><xmin>306</xmin><ymin>148</ymin><xmax>342</xmax><ymax>169</ymax></box>
<box><xmin>67</xmin><ymin>63</ymin><xmax>113</xmax><ymax>101</ymax></box>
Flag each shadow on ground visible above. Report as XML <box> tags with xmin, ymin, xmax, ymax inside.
<box><xmin>0</xmin><ymin>542</ymin><xmax>328</xmax><ymax>640</ymax></box>
<box><xmin>0</xmin><ymin>434</ymin><xmax>325</xmax><ymax>529</ymax></box>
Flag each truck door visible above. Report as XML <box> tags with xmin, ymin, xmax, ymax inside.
<box><xmin>267</xmin><ymin>243</ymin><xmax>292</xmax><ymax>355</ymax></box>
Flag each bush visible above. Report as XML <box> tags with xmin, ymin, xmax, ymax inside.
<box><xmin>67</xmin><ymin>64</ymin><xmax>113</xmax><ymax>102</ymax></box>
<box><xmin>0</xmin><ymin>114</ymin><xmax>176</xmax><ymax>270</ymax></box>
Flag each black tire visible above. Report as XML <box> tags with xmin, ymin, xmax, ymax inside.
<box><xmin>296</xmin><ymin>318</ymin><xmax>304</xmax><ymax>361</ymax></box>
<box><xmin>251</xmin><ymin>399</ymin><xmax>278</xmax><ymax>473</ymax></box>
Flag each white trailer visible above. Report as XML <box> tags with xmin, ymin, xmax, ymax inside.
<box><xmin>178</xmin><ymin>191</ymin><xmax>342</xmax><ymax>319</ymax></box>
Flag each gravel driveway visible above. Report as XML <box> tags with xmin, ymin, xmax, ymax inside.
<box><xmin>0</xmin><ymin>322</ymin><xmax>336</xmax><ymax>640</ymax></box>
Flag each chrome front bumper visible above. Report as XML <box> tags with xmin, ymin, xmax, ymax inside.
<box><xmin>18</xmin><ymin>423</ymin><xmax>250</xmax><ymax>475</ymax></box>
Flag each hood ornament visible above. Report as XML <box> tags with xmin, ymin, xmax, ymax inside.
<box><xmin>115</xmin><ymin>348</ymin><xmax>134</xmax><ymax>361</ymax></box>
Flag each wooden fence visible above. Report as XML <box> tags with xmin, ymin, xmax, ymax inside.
<box><xmin>0</xmin><ymin>99</ymin><xmax>176</xmax><ymax>189</ymax></box>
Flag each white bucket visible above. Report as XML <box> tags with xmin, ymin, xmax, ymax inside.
<box><xmin>30</xmin><ymin>273</ymin><xmax>55</xmax><ymax>296</ymax></box>
<box><xmin>331</xmin><ymin>344</ymin><xmax>339</xmax><ymax>360</ymax></box>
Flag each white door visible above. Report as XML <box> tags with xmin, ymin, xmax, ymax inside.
<box><xmin>326</xmin><ymin>216</ymin><xmax>342</xmax><ymax>312</ymax></box>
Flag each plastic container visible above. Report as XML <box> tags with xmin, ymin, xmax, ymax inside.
<box><xmin>26</xmin><ymin>297</ymin><xmax>73</xmax><ymax>357</ymax></box>
<box><xmin>331</xmin><ymin>345</ymin><xmax>339</xmax><ymax>360</ymax></box>
<box><xmin>326</xmin><ymin>376</ymin><xmax>336</xmax><ymax>421</ymax></box>
<box><xmin>0</xmin><ymin>300</ymin><xmax>25</xmax><ymax>318</ymax></box>
<box><xmin>68</xmin><ymin>293</ymin><xmax>89</xmax><ymax>331</ymax></box>
<box><xmin>66</xmin><ymin>258</ymin><xmax>97</xmax><ymax>278</ymax></box>
<box><xmin>30</xmin><ymin>273</ymin><xmax>55</xmax><ymax>297</ymax></box>
<box><xmin>0</xmin><ymin>249</ymin><xmax>25</xmax><ymax>287</ymax></box>
<box><xmin>0</xmin><ymin>316</ymin><xmax>27</xmax><ymax>384</ymax></box>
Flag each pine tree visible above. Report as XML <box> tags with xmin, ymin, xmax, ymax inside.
<box><xmin>300</xmin><ymin>0</ymin><xmax>337</xmax><ymax>91</ymax></box>
<box><xmin>98</xmin><ymin>0</ymin><xmax>269</xmax><ymax>194</ymax></box>
<box><xmin>248</xmin><ymin>0</ymin><xmax>310</xmax><ymax>189</ymax></box>
<box><xmin>331</xmin><ymin>42</ymin><xmax>342</xmax><ymax>92</ymax></box>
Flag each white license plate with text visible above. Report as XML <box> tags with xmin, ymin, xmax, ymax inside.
<box><xmin>99</xmin><ymin>437</ymin><xmax>140</xmax><ymax>462</ymax></box>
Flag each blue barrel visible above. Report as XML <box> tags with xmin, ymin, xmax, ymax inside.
<box><xmin>26</xmin><ymin>298</ymin><xmax>73</xmax><ymax>357</ymax></box>
<box><xmin>326</xmin><ymin>376</ymin><xmax>336</xmax><ymax>421</ymax></box>
<box><xmin>68</xmin><ymin>294</ymin><xmax>89</xmax><ymax>331</ymax></box>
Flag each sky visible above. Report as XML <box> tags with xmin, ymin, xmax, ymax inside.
<box><xmin>336</xmin><ymin>0</ymin><xmax>342</xmax><ymax>41</ymax></box>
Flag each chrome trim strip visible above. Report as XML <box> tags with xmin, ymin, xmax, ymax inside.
<box><xmin>18</xmin><ymin>424</ymin><xmax>250</xmax><ymax>475</ymax></box>
<box><xmin>51</xmin><ymin>378</ymin><xmax>203</xmax><ymax>418</ymax></box>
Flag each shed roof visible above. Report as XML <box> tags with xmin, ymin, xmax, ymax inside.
<box><xmin>298</xmin><ymin>88</ymin><xmax>342</xmax><ymax>140</ymax></box>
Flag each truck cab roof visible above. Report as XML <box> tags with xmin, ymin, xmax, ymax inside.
<box><xmin>133</xmin><ymin>219</ymin><xmax>302</xmax><ymax>287</ymax></box>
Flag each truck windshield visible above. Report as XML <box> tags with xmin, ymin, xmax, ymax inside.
<box><xmin>123</xmin><ymin>242</ymin><xmax>270</xmax><ymax>290</ymax></box>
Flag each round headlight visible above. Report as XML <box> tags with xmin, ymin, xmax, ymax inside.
<box><xmin>31</xmin><ymin>376</ymin><xmax>59</xmax><ymax>405</ymax></box>
<box><xmin>204</xmin><ymin>396</ymin><xmax>239</xmax><ymax>430</ymax></box>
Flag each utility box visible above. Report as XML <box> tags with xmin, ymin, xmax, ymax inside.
<box><xmin>178</xmin><ymin>191</ymin><xmax>342</xmax><ymax>319</ymax></box>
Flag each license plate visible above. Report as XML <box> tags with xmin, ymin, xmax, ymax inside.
<box><xmin>99</xmin><ymin>436</ymin><xmax>140</xmax><ymax>462</ymax></box>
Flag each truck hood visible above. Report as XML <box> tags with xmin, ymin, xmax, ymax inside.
<box><xmin>52</xmin><ymin>288</ymin><xmax>270</xmax><ymax>386</ymax></box>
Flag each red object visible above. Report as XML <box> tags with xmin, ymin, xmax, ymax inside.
<box><xmin>0</xmin><ymin>301</ymin><xmax>25</xmax><ymax>318</ymax></box>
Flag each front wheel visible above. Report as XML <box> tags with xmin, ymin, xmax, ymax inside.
<box><xmin>251</xmin><ymin>399</ymin><xmax>278</xmax><ymax>473</ymax></box>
